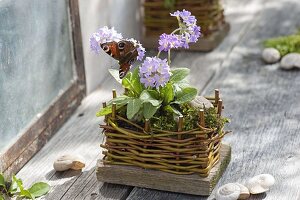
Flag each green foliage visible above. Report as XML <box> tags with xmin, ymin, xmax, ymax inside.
<box><xmin>263</xmin><ymin>31</ymin><xmax>300</xmax><ymax>56</ymax></box>
<box><xmin>0</xmin><ymin>173</ymin><xmax>50</xmax><ymax>199</ymax></box>
<box><xmin>151</xmin><ymin>104</ymin><xmax>229</xmax><ymax>132</ymax></box>
<box><xmin>164</xmin><ymin>0</ymin><xmax>176</xmax><ymax>9</ymax></box>
<box><xmin>173</xmin><ymin>87</ymin><xmax>197</xmax><ymax>104</ymax></box>
<box><xmin>97</xmin><ymin>67</ymin><xmax>198</xmax><ymax>121</ymax></box>
<box><xmin>127</xmin><ymin>99</ymin><xmax>142</xmax><ymax>119</ymax></box>
<box><xmin>204</xmin><ymin>107</ymin><xmax>230</xmax><ymax>133</ymax></box>
<box><xmin>28</xmin><ymin>182</ymin><xmax>50</xmax><ymax>198</ymax></box>
<box><xmin>169</xmin><ymin>68</ymin><xmax>190</xmax><ymax>83</ymax></box>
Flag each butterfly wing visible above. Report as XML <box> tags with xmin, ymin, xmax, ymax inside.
<box><xmin>101</xmin><ymin>40</ymin><xmax>138</xmax><ymax>79</ymax></box>
<box><xmin>119</xmin><ymin>49</ymin><xmax>139</xmax><ymax>78</ymax></box>
<box><xmin>100</xmin><ymin>41</ymin><xmax>120</xmax><ymax>60</ymax></box>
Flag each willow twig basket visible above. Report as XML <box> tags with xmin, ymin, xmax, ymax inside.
<box><xmin>96</xmin><ymin>89</ymin><xmax>231</xmax><ymax>196</ymax></box>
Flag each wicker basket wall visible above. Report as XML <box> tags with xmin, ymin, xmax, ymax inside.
<box><xmin>100</xmin><ymin>90</ymin><xmax>227</xmax><ymax>177</ymax></box>
<box><xmin>142</xmin><ymin>0</ymin><xmax>226</xmax><ymax>38</ymax></box>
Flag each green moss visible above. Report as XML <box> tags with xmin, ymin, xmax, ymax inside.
<box><xmin>263</xmin><ymin>31</ymin><xmax>300</xmax><ymax>56</ymax></box>
<box><xmin>149</xmin><ymin>104</ymin><xmax>229</xmax><ymax>132</ymax></box>
<box><xmin>115</xmin><ymin>102</ymin><xmax>229</xmax><ymax>133</ymax></box>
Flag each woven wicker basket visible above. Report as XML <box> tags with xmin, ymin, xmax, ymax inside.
<box><xmin>100</xmin><ymin>89</ymin><xmax>228</xmax><ymax>177</ymax></box>
<box><xmin>142</xmin><ymin>0</ymin><xmax>226</xmax><ymax>38</ymax></box>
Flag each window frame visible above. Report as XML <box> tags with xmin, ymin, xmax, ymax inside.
<box><xmin>0</xmin><ymin>0</ymin><xmax>86</xmax><ymax>175</ymax></box>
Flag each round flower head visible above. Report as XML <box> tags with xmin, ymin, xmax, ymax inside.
<box><xmin>158</xmin><ymin>33</ymin><xmax>182</xmax><ymax>52</ymax></box>
<box><xmin>169</xmin><ymin>10</ymin><xmax>201</xmax><ymax>48</ymax></box>
<box><xmin>139</xmin><ymin>57</ymin><xmax>170</xmax><ymax>89</ymax></box>
<box><xmin>90</xmin><ymin>26</ymin><xmax>122</xmax><ymax>54</ymax></box>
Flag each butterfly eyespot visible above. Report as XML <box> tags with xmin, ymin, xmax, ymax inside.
<box><xmin>118</xmin><ymin>42</ymin><xmax>125</xmax><ymax>50</ymax></box>
<box><xmin>102</xmin><ymin>45</ymin><xmax>110</xmax><ymax>52</ymax></box>
<box><xmin>119</xmin><ymin>71</ymin><xmax>125</xmax><ymax>79</ymax></box>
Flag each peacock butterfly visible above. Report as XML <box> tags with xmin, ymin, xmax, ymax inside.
<box><xmin>101</xmin><ymin>40</ymin><xmax>138</xmax><ymax>79</ymax></box>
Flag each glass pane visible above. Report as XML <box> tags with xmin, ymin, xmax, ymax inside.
<box><xmin>0</xmin><ymin>0</ymin><xmax>74</xmax><ymax>151</ymax></box>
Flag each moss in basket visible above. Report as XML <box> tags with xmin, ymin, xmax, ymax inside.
<box><xmin>92</xmin><ymin>10</ymin><xmax>229</xmax><ymax>132</ymax></box>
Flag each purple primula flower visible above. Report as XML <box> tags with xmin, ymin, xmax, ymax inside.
<box><xmin>170</xmin><ymin>9</ymin><xmax>196</xmax><ymax>25</ymax></box>
<box><xmin>137</xmin><ymin>45</ymin><xmax>146</xmax><ymax>61</ymax></box>
<box><xmin>90</xmin><ymin>33</ymin><xmax>101</xmax><ymax>54</ymax></box>
<box><xmin>90</xmin><ymin>26</ymin><xmax>122</xmax><ymax>54</ymax></box>
<box><xmin>170</xmin><ymin>10</ymin><xmax>181</xmax><ymax>17</ymax></box>
<box><xmin>139</xmin><ymin>57</ymin><xmax>170</xmax><ymax>89</ymax></box>
<box><xmin>158</xmin><ymin>33</ymin><xmax>182</xmax><ymax>52</ymax></box>
<box><xmin>169</xmin><ymin>10</ymin><xmax>201</xmax><ymax>49</ymax></box>
<box><xmin>140</xmin><ymin>76</ymin><xmax>156</xmax><ymax>88</ymax></box>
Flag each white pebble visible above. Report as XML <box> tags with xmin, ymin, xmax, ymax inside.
<box><xmin>280</xmin><ymin>53</ymin><xmax>300</xmax><ymax>69</ymax></box>
<box><xmin>262</xmin><ymin>48</ymin><xmax>281</xmax><ymax>64</ymax></box>
<box><xmin>53</xmin><ymin>154</ymin><xmax>85</xmax><ymax>171</ymax></box>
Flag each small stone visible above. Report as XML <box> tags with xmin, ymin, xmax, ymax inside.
<box><xmin>189</xmin><ymin>96</ymin><xmax>213</xmax><ymax>109</ymax></box>
<box><xmin>53</xmin><ymin>154</ymin><xmax>85</xmax><ymax>172</ymax></box>
<box><xmin>280</xmin><ymin>53</ymin><xmax>300</xmax><ymax>69</ymax></box>
<box><xmin>235</xmin><ymin>183</ymin><xmax>250</xmax><ymax>199</ymax></box>
<box><xmin>246</xmin><ymin>174</ymin><xmax>275</xmax><ymax>194</ymax></box>
<box><xmin>262</xmin><ymin>48</ymin><xmax>281</xmax><ymax>64</ymax></box>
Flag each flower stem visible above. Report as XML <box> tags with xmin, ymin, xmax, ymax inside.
<box><xmin>171</xmin><ymin>28</ymin><xmax>181</xmax><ymax>35</ymax></box>
<box><xmin>157</xmin><ymin>51</ymin><xmax>161</xmax><ymax>58</ymax></box>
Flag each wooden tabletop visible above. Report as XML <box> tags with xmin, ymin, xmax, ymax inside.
<box><xmin>17</xmin><ymin>0</ymin><xmax>300</xmax><ymax>199</ymax></box>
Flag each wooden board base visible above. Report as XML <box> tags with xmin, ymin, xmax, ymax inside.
<box><xmin>96</xmin><ymin>143</ymin><xmax>231</xmax><ymax>196</ymax></box>
<box><xmin>142</xmin><ymin>22</ymin><xmax>230</xmax><ymax>52</ymax></box>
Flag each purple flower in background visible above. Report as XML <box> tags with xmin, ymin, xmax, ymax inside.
<box><xmin>158</xmin><ymin>33</ymin><xmax>182</xmax><ymax>51</ymax></box>
<box><xmin>139</xmin><ymin>57</ymin><xmax>170</xmax><ymax>88</ymax></box>
<box><xmin>169</xmin><ymin>9</ymin><xmax>201</xmax><ymax>48</ymax></box>
<box><xmin>90</xmin><ymin>26</ymin><xmax>122</xmax><ymax>54</ymax></box>
<box><xmin>137</xmin><ymin>45</ymin><xmax>146</xmax><ymax>61</ymax></box>
<box><xmin>90</xmin><ymin>33</ymin><xmax>101</xmax><ymax>54</ymax></box>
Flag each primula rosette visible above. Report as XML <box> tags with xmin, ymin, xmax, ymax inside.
<box><xmin>139</xmin><ymin>57</ymin><xmax>170</xmax><ymax>88</ymax></box>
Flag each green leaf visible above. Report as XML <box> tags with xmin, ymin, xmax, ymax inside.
<box><xmin>108</xmin><ymin>69</ymin><xmax>122</xmax><ymax>84</ymax></box>
<box><xmin>28</xmin><ymin>182</ymin><xmax>50</xmax><ymax>198</ymax></box>
<box><xmin>160</xmin><ymin>83</ymin><xmax>174</xmax><ymax>104</ymax></box>
<box><xmin>143</xmin><ymin>102</ymin><xmax>160</xmax><ymax>119</ymax></box>
<box><xmin>127</xmin><ymin>99</ymin><xmax>142</xmax><ymax>119</ymax></box>
<box><xmin>0</xmin><ymin>194</ymin><xmax>4</xmax><ymax>200</ymax></box>
<box><xmin>0</xmin><ymin>173</ymin><xmax>5</xmax><ymax>187</ymax></box>
<box><xmin>173</xmin><ymin>87</ymin><xmax>197</xmax><ymax>104</ymax></box>
<box><xmin>164</xmin><ymin>105</ymin><xmax>182</xmax><ymax>116</ymax></box>
<box><xmin>13</xmin><ymin>175</ymin><xmax>23</xmax><ymax>191</ymax></box>
<box><xmin>147</xmin><ymin>90</ymin><xmax>160</xmax><ymax>99</ymax></box>
<box><xmin>96</xmin><ymin>104</ymin><xmax>126</xmax><ymax>117</ymax></box>
<box><xmin>20</xmin><ymin>189</ymin><xmax>35</xmax><ymax>199</ymax></box>
<box><xmin>108</xmin><ymin>95</ymin><xmax>132</xmax><ymax>105</ymax></box>
<box><xmin>130</xmin><ymin>67</ymin><xmax>143</xmax><ymax>95</ymax></box>
<box><xmin>9</xmin><ymin>176</ymin><xmax>18</xmax><ymax>194</ymax></box>
<box><xmin>122</xmin><ymin>76</ymin><xmax>138</xmax><ymax>96</ymax></box>
<box><xmin>140</xmin><ymin>91</ymin><xmax>162</xmax><ymax>106</ymax></box>
<box><xmin>170</xmin><ymin>68</ymin><xmax>190</xmax><ymax>83</ymax></box>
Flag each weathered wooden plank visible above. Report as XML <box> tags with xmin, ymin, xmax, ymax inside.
<box><xmin>199</xmin><ymin>0</ymin><xmax>300</xmax><ymax>199</ymax></box>
<box><xmin>16</xmin><ymin>89</ymin><xmax>132</xmax><ymax>199</ymax></box>
<box><xmin>97</xmin><ymin>144</ymin><xmax>231</xmax><ymax>196</ymax></box>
